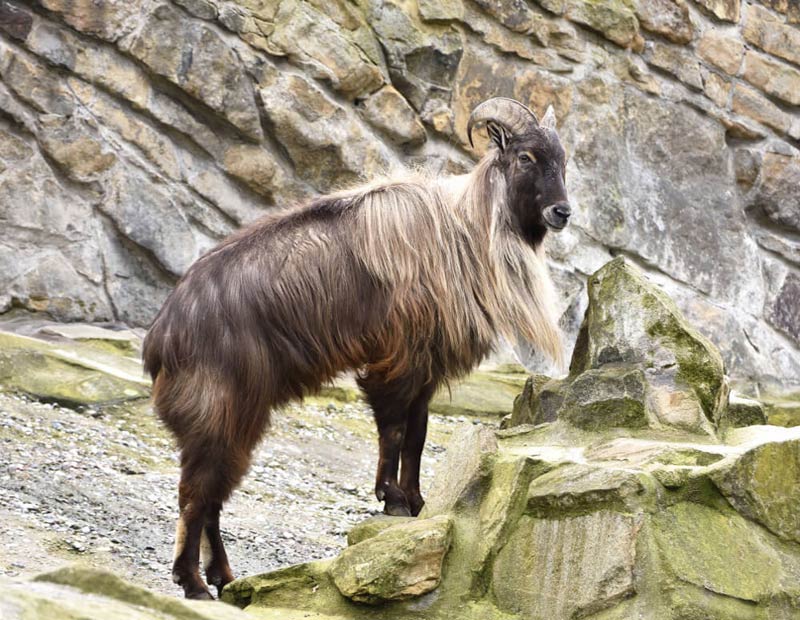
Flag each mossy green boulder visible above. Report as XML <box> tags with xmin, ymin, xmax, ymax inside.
<box><xmin>722</xmin><ymin>392</ymin><xmax>768</xmax><ymax>428</ymax></box>
<box><xmin>513</xmin><ymin>257</ymin><xmax>728</xmax><ymax>435</ymax></box>
<box><xmin>330</xmin><ymin>515</ymin><xmax>453</xmax><ymax>604</ymax></box>
<box><xmin>760</xmin><ymin>390</ymin><xmax>800</xmax><ymax>427</ymax></box>
<box><xmin>711</xmin><ymin>437</ymin><xmax>800</xmax><ymax>545</ymax></box>
<box><xmin>1</xmin><ymin>566</ymin><xmax>249</xmax><ymax>620</ymax></box>
<box><xmin>0</xmin><ymin>329</ymin><xmax>150</xmax><ymax>407</ymax></box>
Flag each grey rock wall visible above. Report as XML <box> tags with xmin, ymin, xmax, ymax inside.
<box><xmin>0</xmin><ymin>0</ymin><xmax>797</xmax><ymax>389</ymax></box>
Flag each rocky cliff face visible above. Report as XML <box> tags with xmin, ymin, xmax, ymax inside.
<box><xmin>0</xmin><ymin>0</ymin><xmax>797</xmax><ymax>388</ymax></box>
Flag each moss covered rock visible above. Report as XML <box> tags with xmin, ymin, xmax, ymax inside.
<box><xmin>505</xmin><ymin>373</ymin><xmax>553</xmax><ymax>427</ymax></box>
<box><xmin>0</xmin><ymin>329</ymin><xmax>150</xmax><ymax>407</ymax></box>
<box><xmin>492</xmin><ymin>510</ymin><xmax>638</xmax><ymax>618</ymax></box>
<box><xmin>572</xmin><ymin>257</ymin><xmax>726</xmax><ymax>428</ymax></box>
<box><xmin>711</xmin><ymin>439</ymin><xmax>800</xmax><ymax>544</ymax></box>
<box><xmin>329</xmin><ymin>515</ymin><xmax>453</xmax><ymax>604</ymax></box>
<box><xmin>224</xmin><ymin>421</ymin><xmax>800</xmax><ymax>620</ymax></box>
<box><xmin>430</xmin><ymin>367</ymin><xmax>529</xmax><ymax>418</ymax></box>
<box><xmin>761</xmin><ymin>391</ymin><xmax>800</xmax><ymax>427</ymax></box>
<box><xmin>0</xmin><ymin>566</ymin><xmax>250</xmax><ymax>620</ymax></box>
<box><xmin>508</xmin><ymin>258</ymin><xmax>729</xmax><ymax>436</ymax></box>
<box><xmin>346</xmin><ymin>515</ymin><xmax>415</xmax><ymax>546</ymax></box>
<box><xmin>649</xmin><ymin>502</ymin><xmax>786</xmax><ymax>602</ymax></box>
<box><xmin>557</xmin><ymin>366</ymin><xmax>650</xmax><ymax>430</ymax></box>
<box><xmin>721</xmin><ymin>392</ymin><xmax>768</xmax><ymax>428</ymax></box>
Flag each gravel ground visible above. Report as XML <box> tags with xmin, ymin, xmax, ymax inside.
<box><xmin>0</xmin><ymin>391</ymin><xmax>480</xmax><ymax>597</ymax></box>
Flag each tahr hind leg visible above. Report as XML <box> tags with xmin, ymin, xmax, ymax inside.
<box><xmin>202</xmin><ymin>502</ymin><xmax>235</xmax><ymax>597</ymax></box>
<box><xmin>172</xmin><ymin>479</ymin><xmax>213</xmax><ymax>600</ymax></box>
<box><xmin>173</xmin><ymin>441</ymin><xmax>252</xmax><ymax>599</ymax></box>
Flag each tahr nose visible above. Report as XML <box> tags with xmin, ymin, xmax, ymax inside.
<box><xmin>553</xmin><ymin>202</ymin><xmax>572</xmax><ymax>221</ymax></box>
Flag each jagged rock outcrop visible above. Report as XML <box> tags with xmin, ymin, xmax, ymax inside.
<box><xmin>509</xmin><ymin>258</ymin><xmax>729</xmax><ymax>435</ymax></box>
<box><xmin>0</xmin><ymin>0</ymin><xmax>796</xmax><ymax>392</ymax></box>
<box><xmin>215</xmin><ymin>258</ymin><xmax>800</xmax><ymax>619</ymax></box>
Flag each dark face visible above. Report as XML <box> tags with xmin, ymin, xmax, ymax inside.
<box><xmin>489</xmin><ymin>122</ymin><xmax>571</xmax><ymax>246</ymax></box>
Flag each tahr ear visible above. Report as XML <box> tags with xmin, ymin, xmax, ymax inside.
<box><xmin>486</xmin><ymin>120</ymin><xmax>512</xmax><ymax>151</ymax></box>
<box><xmin>541</xmin><ymin>104</ymin><xmax>557</xmax><ymax>131</ymax></box>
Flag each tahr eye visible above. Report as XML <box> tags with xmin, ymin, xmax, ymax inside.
<box><xmin>519</xmin><ymin>151</ymin><xmax>536</xmax><ymax>164</ymax></box>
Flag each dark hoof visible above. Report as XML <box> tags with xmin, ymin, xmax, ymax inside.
<box><xmin>176</xmin><ymin>573</ymin><xmax>214</xmax><ymax>600</ymax></box>
<box><xmin>206</xmin><ymin>565</ymin><xmax>234</xmax><ymax>598</ymax></box>
<box><xmin>185</xmin><ymin>588</ymin><xmax>214</xmax><ymax>600</ymax></box>
<box><xmin>409</xmin><ymin>496</ymin><xmax>425</xmax><ymax>517</ymax></box>
<box><xmin>384</xmin><ymin>502</ymin><xmax>412</xmax><ymax>517</ymax></box>
<box><xmin>208</xmin><ymin>576</ymin><xmax>233</xmax><ymax>599</ymax></box>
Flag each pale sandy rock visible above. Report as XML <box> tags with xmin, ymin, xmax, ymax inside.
<box><xmin>559</xmin><ymin>0</ymin><xmax>643</xmax><ymax>49</ymax></box>
<box><xmin>265</xmin><ymin>0</ymin><xmax>385</xmax><ymax>98</ymax></box>
<box><xmin>691</xmin><ymin>0</ymin><xmax>740</xmax><ymax>22</ymax></box>
<box><xmin>38</xmin><ymin>0</ymin><xmax>147</xmax><ymax>42</ymax></box>
<box><xmin>647</xmin><ymin>42</ymin><xmax>703</xmax><ymax>90</ymax></box>
<box><xmin>36</xmin><ymin>114</ymin><xmax>117</xmax><ymax>181</ymax></box>
<box><xmin>758</xmin><ymin>0</ymin><xmax>800</xmax><ymax>23</ymax></box>
<box><xmin>357</xmin><ymin>86</ymin><xmax>426</xmax><ymax>146</ymax></box>
<box><xmin>697</xmin><ymin>30</ymin><xmax>744</xmax><ymax>75</ymax></box>
<box><xmin>702</xmin><ymin>68</ymin><xmax>731</xmax><ymax>107</ymax></box>
<box><xmin>127</xmin><ymin>3</ymin><xmax>263</xmax><ymax>140</ymax></box>
<box><xmin>731</xmin><ymin>83</ymin><xmax>792</xmax><ymax>135</ymax></box>
<box><xmin>743</xmin><ymin>4</ymin><xmax>800</xmax><ymax>67</ymax></box>
<box><xmin>742</xmin><ymin>50</ymin><xmax>800</xmax><ymax>106</ymax></box>
<box><xmin>635</xmin><ymin>0</ymin><xmax>693</xmax><ymax>44</ymax></box>
<box><xmin>259</xmin><ymin>71</ymin><xmax>394</xmax><ymax>191</ymax></box>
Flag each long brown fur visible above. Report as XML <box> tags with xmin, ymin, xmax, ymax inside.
<box><xmin>143</xmin><ymin>129</ymin><xmax>566</xmax><ymax>599</ymax></box>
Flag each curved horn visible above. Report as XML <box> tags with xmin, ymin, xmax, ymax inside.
<box><xmin>467</xmin><ymin>97</ymin><xmax>539</xmax><ymax>148</ymax></box>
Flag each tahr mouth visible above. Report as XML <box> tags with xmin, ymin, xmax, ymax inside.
<box><xmin>543</xmin><ymin>204</ymin><xmax>571</xmax><ymax>232</ymax></box>
<box><xmin>545</xmin><ymin>219</ymin><xmax>568</xmax><ymax>231</ymax></box>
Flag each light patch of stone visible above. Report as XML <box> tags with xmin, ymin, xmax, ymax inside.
<box><xmin>357</xmin><ymin>85</ymin><xmax>426</xmax><ymax>146</ymax></box>
<box><xmin>697</xmin><ymin>29</ymin><xmax>744</xmax><ymax>75</ymax></box>
<box><xmin>37</xmin><ymin>0</ymin><xmax>147</xmax><ymax>42</ymax></box>
<box><xmin>742</xmin><ymin>50</ymin><xmax>800</xmax><ymax>106</ymax></box>
<box><xmin>635</xmin><ymin>0</ymin><xmax>693</xmax><ymax>44</ymax></box>
<box><xmin>126</xmin><ymin>3</ymin><xmax>264</xmax><ymax>141</ymax></box>
<box><xmin>701</xmin><ymin>68</ymin><xmax>731</xmax><ymax>107</ymax></box>
<box><xmin>691</xmin><ymin>0</ymin><xmax>740</xmax><ymax>22</ymax></box>
<box><xmin>492</xmin><ymin>510</ymin><xmax>638</xmax><ymax>618</ymax></box>
<box><xmin>258</xmin><ymin>70</ymin><xmax>395</xmax><ymax>192</ymax></box>
<box><xmin>646</xmin><ymin>42</ymin><xmax>703</xmax><ymax>90</ymax></box>
<box><xmin>743</xmin><ymin>4</ymin><xmax>800</xmax><ymax>67</ymax></box>
<box><xmin>731</xmin><ymin>83</ymin><xmax>792</xmax><ymax>135</ymax></box>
